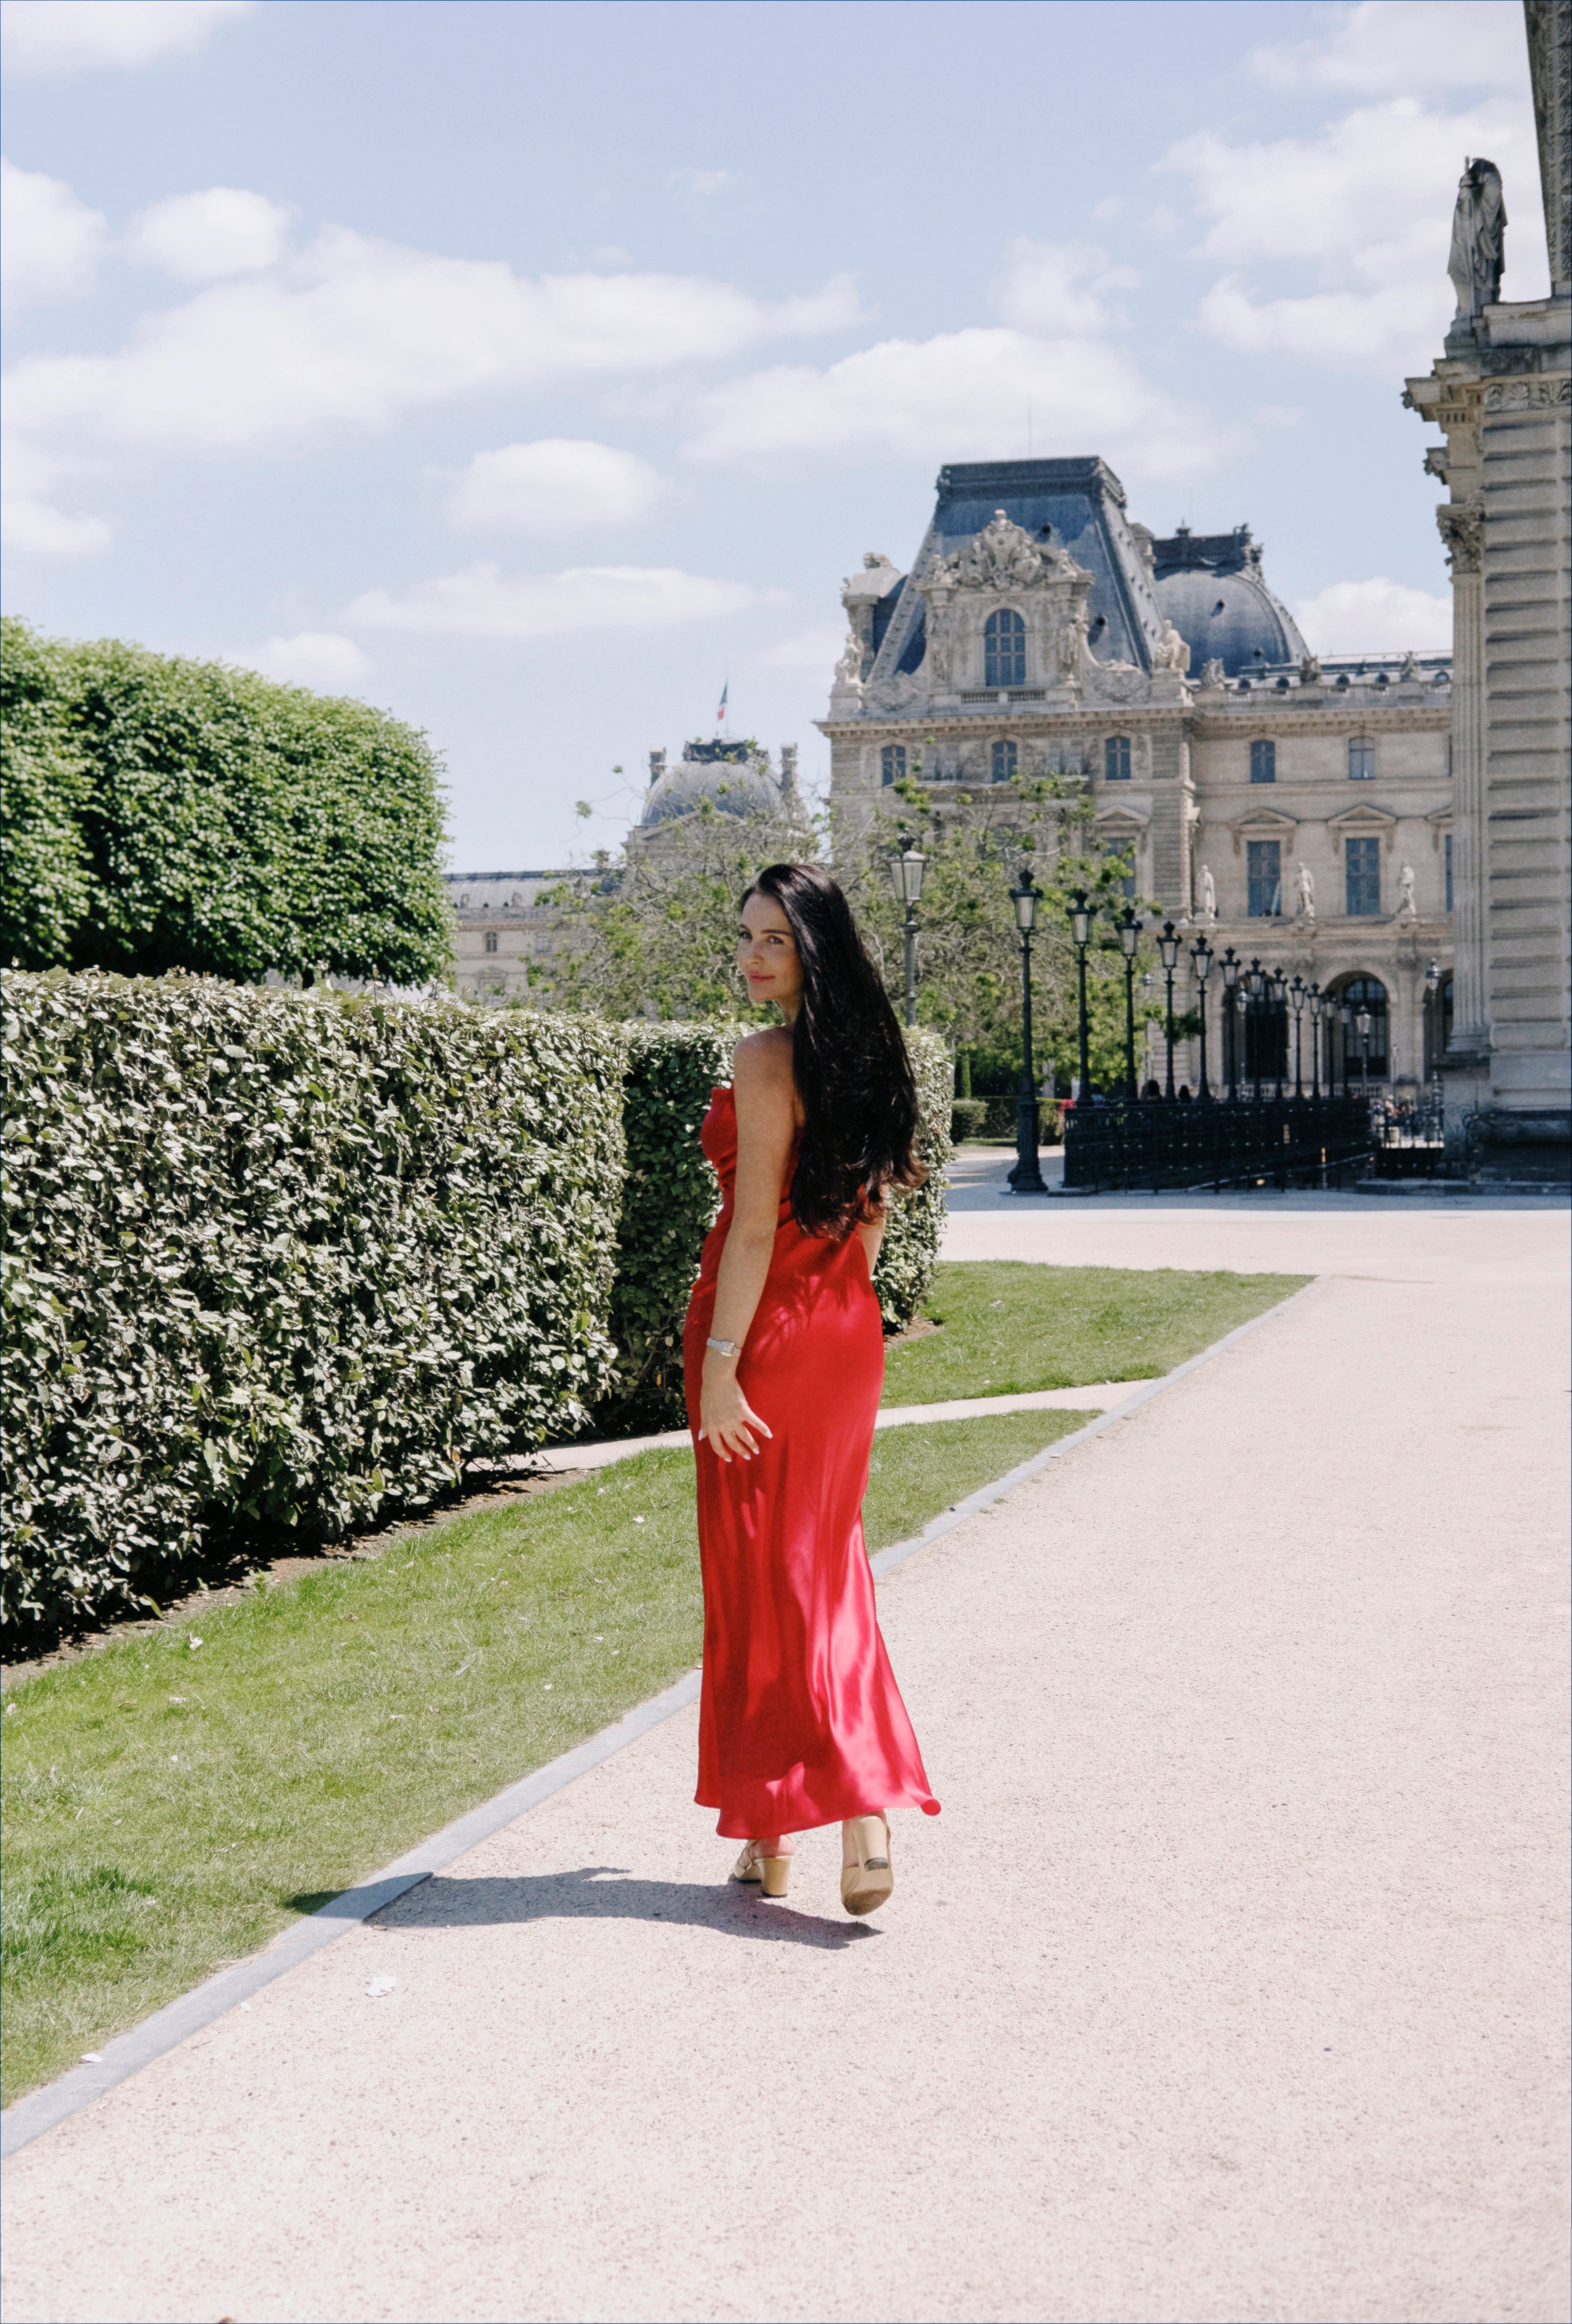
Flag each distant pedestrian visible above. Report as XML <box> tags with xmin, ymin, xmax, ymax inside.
<box><xmin>683</xmin><ymin>863</ymin><xmax>940</xmax><ymax>1915</ymax></box>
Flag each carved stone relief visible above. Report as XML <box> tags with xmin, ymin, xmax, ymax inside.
<box><xmin>1436</xmin><ymin>501</ymin><xmax>1485</xmax><ymax>574</ymax></box>
<box><xmin>1483</xmin><ymin>377</ymin><xmax>1572</xmax><ymax>411</ymax></box>
<box><xmin>1086</xmin><ymin>659</ymin><xmax>1150</xmax><ymax>704</ymax></box>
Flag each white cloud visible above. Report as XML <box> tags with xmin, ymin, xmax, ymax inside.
<box><xmin>756</xmin><ymin>624</ymin><xmax>844</xmax><ymax>673</ymax></box>
<box><xmin>688</xmin><ymin>327</ymin><xmax>1229</xmax><ymax>483</ymax></box>
<box><xmin>224</xmin><ymin>630</ymin><xmax>375</xmax><ymax>689</ymax></box>
<box><xmin>345</xmin><ymin>562</ymin><xmax>777</xmax><ymax>641</ymax></box>
<box><xmin>1</xmin><ymin>491</ymin><xmax>111</xmax><ymax>556</ymax></box>
<box><xmin>445</xmin><ymin>439</ymin><xmax>668</xmax><ymax>533</ymax></box>
<box><xmin>1294</xmin><ymin>576</ymin><xmax>1452</xmax><ymax>654</ymax></box>
<box><xmin>1255</xmin><ymin>403</ymin><xmax>1305</xmax><ymax>426</ymax></box>
<box><xmin>991</xmin><ymin>239</ymin><xmax>1137</xmax><ymax>335</ymax></box>
<box><xmin>126</xmin><ymin>187</ymin><xmax>293</xmax><ymax>281</ymax></box>
<box><xmin>0</xmin><ymin>1</ymin><xmax>252</xmax><ymax>75</ymax></box>
<box><xmin>2</xmin><ymin>203</ymin><xmax>863</xmax><ymax>546</ymax></box>
<box><xmin>669</xmin><ymin>168</ymin><xmax>739</xmax><ymax>199</ymax></box>
<box><xmin>1251</xmin><ymin>2</ymin><xmax>1526</xmax><ymax>92</ymax></box>
<box><xmin>1</xmin><ymin>157</ymin><xmax>110</xmax><ymax>316</ymax></box>
<box><xmin>6</xmin><ymin>226</ymin><xmax>864</xmax><ymax>458</ymax></box>
<box><xmin>1162</xmin><ymin>93</ymin><xmax>1544</xmax><ymax>373</ymax></box>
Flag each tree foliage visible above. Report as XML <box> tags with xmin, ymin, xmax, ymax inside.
<box><xmin>0</xmin><ymin>618</ymin><xmax>452</xmax><ymax>987</ymax></box>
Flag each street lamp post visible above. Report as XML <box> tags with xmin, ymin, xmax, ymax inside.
<box><xmin>1157</xmin><ymin>921</ymin><xmax>1182</xmax><ymax>1100</ymax></box>
<box><xmin>1009</xmin><ymin>864</ymin><xmax>1048</xmax><ymax>1194</ymax></box>
<box><xmin>889</xmin><ymin>845</ymin><xmax>927</xmax><ymax>1029</ymax></box>
<box><xmin>1245</xmin><ymin>959</ymin><xmax>1267</xmax><ymax>1100</ymax></box>
<box><xmin>1338</xmin><ymin>1000</ymin><xmax>1354</xmax><ymax>1096</ymax></box>
<box><xmin>1068</xmin><ymin>888</ymin><xmax>1095</xmax><ymax>1104</ymax></box>
<box><xmin>1221</xmin><ymin>946</ymin><xmax>1241</xmax><ymax>1101</ymax></box>
<box><xmin>1190</xmin><ymin>936</ymin><xmax>1214</xmax><ymax>1100</ymax></box>
<box><xmin>1356</xmin><ymin>1005</ymin><xmax>1372</xmax><ymax>1092</ymax></box>
<box><xmin>1307</xmin><ymin>983</ymin><xmax>1323</xmax><ymax>1099</ymax></box>
<box><xmin>1289</xmin><ymin>975</ymin><xmax>1306</xmax><ymax>1099</ymax></box>
<box><xmin>1117</xmin><ymin>907</ymin><xmax>1142</xmax><ymax>1101</ymax></box>
<box><xmin>1268</xmin><ymin>966</ymin><xmax>1288</xmax><ymax>1100</ymax></box>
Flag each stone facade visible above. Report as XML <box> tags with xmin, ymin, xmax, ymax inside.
<box><xmin>819</xmin><ymin>458</ymin><xmax>1453</xmax><ymax>1093</ymax></box>
<box><xmin>1401</xmin><ymin>0</ymin><xmax>1571</xmax><ymax>1173</ymax></box>
<box><xmin>446</xmin><ymin>870</ymin><xmax>578</xmax><ymax>1001</ymax></box>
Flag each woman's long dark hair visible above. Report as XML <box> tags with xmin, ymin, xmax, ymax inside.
<box><xmin>743</xmin><ymin>862</ymin><xmax>924</xmax><ymax>1240</ymax></box>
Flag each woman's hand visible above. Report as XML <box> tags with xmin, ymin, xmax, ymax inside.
<box><xmin>698</xmin><ymin>1355</ymin><xmax>773</xmax><ymax>1463</ymax></box>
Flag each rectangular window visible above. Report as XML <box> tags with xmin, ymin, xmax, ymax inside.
<box><xmin>483</xmin><ymin>930</ymin><xmax>499</xmax><ymax>954</ymax></box>
<box><xmin>1249</xmin><ymin>738</ymin><xmax>1276</xmax><ymax>784</ymax></box>
<box><xmin>1104</xmin><ymin>734</ymin><xmax>1131</xmax><ymax>781</ymax></box>
<box><xmin>991</xmin><ymin>738</ymin><xmax>1017</xmax><ymax>783</ymax></box>
<box><xmin>1246</xmin><ymin>839</ymin><xmax>1281</xmax><ymax>918</ymax></box>
<box><xmin>1346</xmin><ymin>836</ymin><xmax>1381</xmax><ymax>915</ymax></box>
<box><xmin>881</xmin><ymin>744</ymin><xmax>906</xmax><ymax>787</ymax></box>
<box><xmin>1444</xmin><ymin>831</ymin><xmax>1453</xmax><ymax>913</ymax></box>
<box><xmin>1348</xmin><ymin>736</ymin><xmax>1375</xmax><ymax>780</ymax></box>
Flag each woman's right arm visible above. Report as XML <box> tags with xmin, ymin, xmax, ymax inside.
<box><xmin>698</xmin><ymin>1030</ymin><xmax>798</xmax><ymax>1463</ymax></box>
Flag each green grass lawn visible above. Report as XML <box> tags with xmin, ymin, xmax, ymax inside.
<box><xmin>882</xmin><ymin>1261</ymin><xmax>1306</xmax><ymax>1405</ymax></box>
<box><xmin>1</xmin><ymin>1403</ymin><xmax>1088</xmax><ymax>2106</ymax></box>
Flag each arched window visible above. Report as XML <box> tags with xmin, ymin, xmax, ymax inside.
<box><xmin>1249</xmin><ymin>738</ymin><xmax>1276</xmax><ymax>784</ymax></box>
<box><xmin>991</xmin><ymin>738</ymin><xmax>1018</xmax><ymax>784</ymax></box>
<box><xmin>484</xmin><ymin>930</ymin><xmax>499</xmax><ymax>954</ymax></box>
<box><xmin>1331</xmin><ymin>974</ymin><xmax>1389</xmax><ymax>1079</ymax></box>
<box><xmin>984</xmin><ymin>607</ymin><xmax>1026</xmax><ymax>688</ymax></box>
<box><xmin>1348</xmin><ymin>735</ymin><xmax>1375</xmax><ymax>780</ymax></box>
<box><xmin>881</xmin><ymin>744</ymin><xmax>906</xmax><ymax>786</ymax></box>
<box><xmin>1104</xmin><ymin>734</ymin><xmax>1131</xmax><ymax>781</ymax></box>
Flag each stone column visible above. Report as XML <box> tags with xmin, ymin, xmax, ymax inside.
<box><xmin>1440</xmin><ymin>521</ymin><xmax>1490</xmax><ymax>1057</ymax></box>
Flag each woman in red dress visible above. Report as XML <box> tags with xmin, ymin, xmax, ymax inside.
<box><xmin>683</xmin><ymin>863</ymin><xmax>940</xmax><ymax>1916</ymax></box>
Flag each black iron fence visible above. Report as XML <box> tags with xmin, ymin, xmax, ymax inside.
<box><xmin>1062</xmin><ymin>1094</ymin><xmax>1375</xmax><ymax>1191</ymax></box>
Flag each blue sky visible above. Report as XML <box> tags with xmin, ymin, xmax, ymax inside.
<box><xmin>1</xmin><ymin>0</ymin><xmax>1543</xmax><ymax>866</ymax></box>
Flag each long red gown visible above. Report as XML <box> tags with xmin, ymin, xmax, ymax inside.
<box><xmin>683</xmin><ymin>1084</ymin><xmax>941</xmax><ymax>1840</ymax></box>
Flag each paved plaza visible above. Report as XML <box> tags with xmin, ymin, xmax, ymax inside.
<box><xmin>2</xmin><ymin>1186</ymin><xmax>1567</xmax><ymax>2323</ymax></box>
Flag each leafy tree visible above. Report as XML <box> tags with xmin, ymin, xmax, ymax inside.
<box><xmin>0</xmin><ymin>618</ymin><xmax>451</xmax><ymax>986</ymax></box>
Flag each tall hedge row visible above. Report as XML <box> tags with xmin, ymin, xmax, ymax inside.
<box><xmin>2</xmin><ymin>986</ymin><xmax>951</xmax><ymax>1635</ymax></box>
<box><xmin>602</xmin><ymin>1022</ymin><xmax>952</xmax><ymax>1432</ymax></box>
<box><xmin>0</xmin><ymin>618</ymin><xmax>451</xmax><ymax>987</ymax></box>
<box><xmin>2</xmin><ymin>974</ymin><xmax>624</xmax><ymax>1632</ymax></box>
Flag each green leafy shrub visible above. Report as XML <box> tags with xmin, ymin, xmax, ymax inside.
<box><xmin>951</xmin><ymin>1097</ymin><xmax>988</xmax><ymax>1142</ymax></box>
<box><xmin>2</xmin><ymin>974</ymin><xmax>623</xmax><ymax>1636</ymax></box>
<box><xmin>872</xmin><ymin>1028</ymin><xmax>952</xmax><ymax>1334</ymax></box>
<box><xmin>599</xmin><ymin>1022</ymin><xmax>742</xmax><ymax>1429</ymax></box>
<box><xmin>0</xmin><ymin>618</ymin><xmax>451</xmax><ymax>986</ymax></box>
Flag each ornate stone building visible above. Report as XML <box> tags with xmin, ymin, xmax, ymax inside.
<box><xmin>1402</xmin><ymin>0</ymin><xmax>1570</xmax><ymax>1174</ymax></box>
<box><xmin>821</xmin><ymin>457</ymin><xmax>1454</xmax><ymax>1092</ymax></box>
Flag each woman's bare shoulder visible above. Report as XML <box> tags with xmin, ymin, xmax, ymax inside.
<box><xmin>732</xmin><ymin>1026</ymin><xmax>795</xmax><ymax>1087</ymax></box>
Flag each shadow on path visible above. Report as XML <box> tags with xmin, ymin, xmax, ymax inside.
<box><xmin>368</xmin><ymin>1866</ymin><xmax>874</xmax><ymax>1950</ymax></box>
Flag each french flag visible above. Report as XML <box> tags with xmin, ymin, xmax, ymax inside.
<box><xmin>716</xmin><ymin>680</ymin><xmax>729</xmax><ymax>725</ymax></box>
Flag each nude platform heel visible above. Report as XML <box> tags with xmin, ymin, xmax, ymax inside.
<box><xmin>731</xmin><ymin>1841</ymin><xmax>793</xmax><ymax>1898</ymax></box>
<box><xmin>840</xmin><ymin>1814</ymin><xmax>893</xmax><ymax>1917</ymax></box>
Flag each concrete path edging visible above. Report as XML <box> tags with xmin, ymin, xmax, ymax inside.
<box><xmin>0</xmin><ymin>1283</ymin><xmax>1309</xmax><ymax>2164</ymax></box>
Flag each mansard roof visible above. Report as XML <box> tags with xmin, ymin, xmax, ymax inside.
<box><xmin>867</xmin><ymin>456</ymin><xmax>1168</xmax><ymax>685</ymax></box>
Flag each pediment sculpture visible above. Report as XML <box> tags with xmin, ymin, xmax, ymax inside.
<box><xmin>928</xmin><ymin>509</ymin><xmax>1077</xmax><ymax>594</ymax></box>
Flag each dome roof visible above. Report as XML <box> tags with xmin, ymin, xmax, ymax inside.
<box><xmin>1151</xmin><ymin>525</ymin><xmax>1308</xmax><ymax>679</ymax></box>
<box><xmin>640</xmin><ymin>741</ymin><xmax>781</xmax><ymax>828</ymax></box>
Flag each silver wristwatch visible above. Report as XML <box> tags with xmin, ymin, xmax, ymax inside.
<box><xmin>705</xmin><ymin>1335</ymin><xmax>741</xmax><ymax>1358</ymax></box>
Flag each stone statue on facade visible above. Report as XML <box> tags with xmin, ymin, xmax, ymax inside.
<box><xmin>1294</xmin><ymin>860</ymin><xmax>1316</xmax><ymax>919</ymax></box>
<box><xmin>1152</xmin><ymin>617</ymin><xmax>1190</xmax><ymax>673</ymax></box>
<box><xmin>1398</xmin><ymin>650</ymin><xmax>1419</xmax><ymax>679</ymax></box>
<box><xmin>1199</xmin><ymin>658</ymin><xmax>1226</xmax><ymax>690</ymax></box>
<box><xmin>832</xmin><ymin>628</ymin><xmax>864</xmax><ymax>687</ymax></box>
<box><xmin>1448</xmin><ymin>157</ymin><xmax>1507</xmax><ymax>319</ymax></box>
<box><xmin>1396</xmin><ymin>861</ymin><xmax>1417</xmax><ymax>919</ymax></box>
<box><xmin>1198</xmin><ymin>863</ymin><xmax>1217</xmax><ymax>922</ymax></box>
<box><xmin>1298</xmin><ymin>653</ymin><xmax>1321</xmax><ymax>685</ymax></box>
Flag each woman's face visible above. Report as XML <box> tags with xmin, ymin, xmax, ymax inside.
<box><xmin>737</xmin><ymin>891</ymin><xmax>803</xmax><ymax>1017</ymax></box>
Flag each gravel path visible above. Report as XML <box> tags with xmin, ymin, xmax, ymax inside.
<box><xmin>2</xmin><ymin>1198</ymin><xmax>1566</xmax><ymax>2324</ymax></box>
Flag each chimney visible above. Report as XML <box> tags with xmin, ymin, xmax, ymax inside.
<box><xmin>780</xmin><ymin>744</ymin><xmax>799</xmax><ymax>799</ymax></box>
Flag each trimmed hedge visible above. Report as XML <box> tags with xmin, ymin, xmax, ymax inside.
<box><xmin>2</xmin><ymin>973</ymin><xmax>623</xmax><ymax>1634</ymax></box>
<box><xmin>1</xmin><ymin>618</ymin><xmax>451</xmax><ymax>987</ymax></box>
<box><xmin>600</xmin><ymin>1022</ymin><xmax>952</xmax><ymax>1431</ymax></box>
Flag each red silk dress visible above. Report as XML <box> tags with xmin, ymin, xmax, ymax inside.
<box><xmin>683</xmin><ymin>1084</ymin><xmax>941</xmax><ymax>1840</ymax></box>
